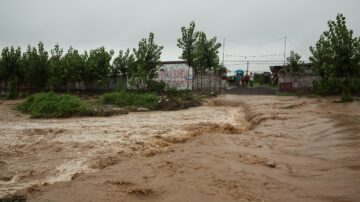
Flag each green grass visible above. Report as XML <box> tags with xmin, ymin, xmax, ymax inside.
<box><xmin>101</xmin><ymin>91</ymin><xmax>159</xmax><ymax>110</ymax></box>
<box><xmin>17</xmin><ymin>92</ymin><xmax>86</xmax><ymax>118</ymax></box>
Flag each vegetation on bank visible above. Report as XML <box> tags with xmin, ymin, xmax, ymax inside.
<box><xmin>17</xmin><ymin>92</ymin><xmax>86</xmax><ymax>118</ymax></box>
<box><xmin>16</xmin><ymin>88</ymin><xmax>205</xmax><ymax>118</ymax></box>
<box><xmin>101</xmin><ymin>91</ymin><xmax>159</xmax><ymax>110</ymax></box>
<box><xmin>276</xmin><ymin>14</ymin><xmax>360</xmax><ymax>102</ymax></box>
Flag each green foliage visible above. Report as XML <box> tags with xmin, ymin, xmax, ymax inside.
<box><xmin>22</xmin><ymin>42</ymin><xmax>49</xmax><ymax>90</ymax></box>
<box><xmin>111</xmin><ymin>49</ymin><xmax>135</xmax><ymax>78</ymax></box>
<box><xmin>146</xmin><ymin>80</ymin><xmax>166</xmax><ymax>93</ymax></box>
<box><xmin>253</xmin><ymin>73</ymin><xmax>263</xmax><ymax>84</ymax></box>
<box><xmin>48</xmin><ymin>44</ymin><xmax>64</xmax><ymax>88</ymax></box>
<box><xmin>165</xmin><ymin>88</ymin><xmax>194</xmax><ymax>100</ymax></box>
<box><xmin>86</xmin><ymin>47</ymin><xmax>114</xmax><ymax>87</ymax></box>
<box><xmin>177</xmin><ymin>21</ymin><xmax>199</xmax><ymax>68</ymax></box>
<box><xmin>101</xmin><ymin>91</ymin><xmax>159</xmax><ymax>110</ymax></box>
<box><xmin>310</xmin><ymin>14</ymin><xmax>360</xmax><ymax>101</ymax></box>
<box><xmin>287</xmin><ymin>50</ymin><xmax>304</xmax><ymax>74</ymax></box>
<box><xmin>17</xmin><ymin>92</ymin><xmax>86</xmax><ymax>118</ymax></box>
<box><xmin>194</xmin><ymin>32</ymin><xmax>222</xmax><ymax>73</ymax></box>
<box><xmin>1</xmin><ymin>46</ymin><xmax>23</xmax><ymax>97</ymax></box>
<box><xmin>130</xmin><ymin>33</ymin><xmax>163</xmax><ymax>89</ymax></box>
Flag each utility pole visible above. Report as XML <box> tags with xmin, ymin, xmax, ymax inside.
<box><xmin>246</xmin><ymin>59</ymin><xmax>249</xmax><ymax>75</ymax></box>
<box><xmin>222</xmin><ymin>38</ymin><xmax>225</xmax><ymax>65</ymax></box>
<box><xmin>284</xmin><ymin>36</ymin><xmax>287</xmax><ymax>66</ymax></box>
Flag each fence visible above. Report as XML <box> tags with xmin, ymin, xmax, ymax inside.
<box><xmin>0</xmin><ymin>76</ymin><xmax>128</xmax><ymax>96</ymax></box>
<box><xmin>0</xmin><ymin>72</ymin><xmax>226</xmax><ymax>95</ymax></box>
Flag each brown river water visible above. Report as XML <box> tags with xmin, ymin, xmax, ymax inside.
<box><xmin>0</xmin><ymin>95</ymin><xmax>359</xmax><ymax>201</ymax></box>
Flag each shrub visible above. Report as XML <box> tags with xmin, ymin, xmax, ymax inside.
<box><xmin>147</xmin><ymin>80</ymin><xmax>166</xmax><ymax>93</ymax></box>
<box><xmin>165</xmin><ymin>88</ymin><xmax>194</xmax><ymax>100</ymax></box>
<box><xmin>314</xmin><ymin>78</ymin><xmax>360</xmax><ymax>96</ymax></box>
<box><xmin>101</xmin><ymin>91</ymin><xmax>159</xmax><ymax>110</ymax></box>
<box><xmin>17</xmin><ymin>92</ymin><xmax>86</xmax><ymax>118</ymax></box>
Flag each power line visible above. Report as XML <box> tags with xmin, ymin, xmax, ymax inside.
<box><xmin>225</xmin><ymin>37</ymin><xmax>284</xmax><ymax>46</ymax></box>
<box><xmin>224</xmin><ymin>60</ymin><xmax>287</xmax><ymax>62</ymax></box>
<box><xmin>225</xmin><ymin>53</ymin><xmax>282</xmax><ymax>58</ymax></box>
<box><xmin>287</xmin><ymin>39</ymin><xmax>311</xmax><ymax>59</ymax></box>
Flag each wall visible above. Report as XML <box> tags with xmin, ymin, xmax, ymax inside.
<box><xmin>192</xmin><ymin>73</ymin><xmax>224</xmax><ymax>92</ymax></box>
<box><xmin>278</xmin><ymin>72</ymin><xmax>321</xmax><ymax>91</ymax></box>
<box><xmin>154</xmin><ymin>63</ymin><xmax>192</xmax><ymax>90</ymax></box>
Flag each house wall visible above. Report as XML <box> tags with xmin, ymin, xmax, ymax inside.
<box><xmin>154</xmin><ymin>63</ymin><xmax>192</xmax><ymax>90</ymax></box>
<box><xmin>278</xmin><ymin>72</ymin><xmax>321</xmax><ymax>91</ymax></box>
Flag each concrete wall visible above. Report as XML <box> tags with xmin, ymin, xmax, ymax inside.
<box><xmin>192</xmin><ymin>73</ymin><xmax>224</xmax><ymax>92</ymax></box>
<box><xmin>278</xmin><ymin>72</ymin><xmax>321</xmax><ymax>91</ymax></box>
<box><xmin>154</xmin><ymin>63</ymin><xmax>192</xmax><ymax>90</ymax></box>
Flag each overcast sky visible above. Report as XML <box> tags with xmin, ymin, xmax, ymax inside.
<box><xmin>0</xmin><ymin>0</ymin><xmax>359</xmax><ymax>72</ymax></box>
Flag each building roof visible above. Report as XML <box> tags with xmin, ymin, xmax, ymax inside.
<box><xmin>270</xmin><ymin>63</ymin><xmax>313</xmax><ymax>73</ymax></box>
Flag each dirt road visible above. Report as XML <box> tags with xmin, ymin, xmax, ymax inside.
<box><xmin>1</xmin><ymin>95</ymin><xmax>360</xmax><ymax>201</ymax></box>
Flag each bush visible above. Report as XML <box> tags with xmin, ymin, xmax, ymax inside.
<box><xmin>147</xmin><ymin>80</ymin><xmax>166</xmax><ymax>93</ymax></box>
<box><xmin>165</xmin><ymin>88</ymin><xmax>194</xmax><ymax>100</ymax></box>
<box><xmin>314</xmin><ymin>78</ymin><xmax>360</xmax><ymax>96</ymax></box>
<box><xmin>313</xmin><ymin>79</ymin><xmax>342</xmax><ymax>95</ymax></box>
<box><xmin>101</xmin><ymin>91</ymin><xmax>159</xmax><ymax>110</ymax></box>
<box><xmin>17</xmin><ymin>92</ymin><xmax>86</xmax><ymax>118</ymax></box>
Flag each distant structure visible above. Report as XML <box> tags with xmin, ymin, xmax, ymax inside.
<box><xmin>155</xmin><ymin>61</ymin><xmax>192</xmax><ymax>90</ymax></box>
<box><xmin>270</xmin><ymin>63</ymin><xmax>321</xmax><ymax>92</ymax></box>
<box><xmin>156</xmin><ymin>61</ymin><xmax>226</xmax><ymax>92</ymax></box>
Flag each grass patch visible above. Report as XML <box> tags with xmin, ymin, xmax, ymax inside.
<box><xmin>158</xmin><ymin>89</ymin><xmax>202</xmax><ymax>110</ymax></box>
<box><xmin>101</xmin><ymin>91</ymin><xmax>159</xmax><ymax>110</ymax></box>
<box><xmin>17</xmin><ymin>92</ymin><xmax>86</xmax><ymax>118</ymax></box>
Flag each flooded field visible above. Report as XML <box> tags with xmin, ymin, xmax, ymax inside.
<box><xmin>1</xmin><ymin>95</ymin><xmax>360</xmax><ymax>201</ymax></box>
<box><xmin>0</xmin><ymin>99</ymin><xmax>246</xmax><ymax>197</ymax></box>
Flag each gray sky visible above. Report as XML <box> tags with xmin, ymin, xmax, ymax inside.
<box><xmin>0</xmin><ymin>0</ymin><xmax>359</xmax><ymax>72</ymax></box>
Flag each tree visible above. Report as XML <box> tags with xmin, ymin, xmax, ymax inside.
<box><xmin>287</xmin><ymin>50</ymin><xmax>303</xmax><ymax>74</ymax></box>
<box><xmin>111</xmin><ymin>49</ymin><xmax>135</xmax><ymax>89</ymax></box>
<box><xmin>194</xmin><ymin>32</ymin><xmax>221</xmax><ymax>90</ymax></box>
<box><xmin>177</xmin><ymin>21</ymin><xmax>199</xmax><ymax>89</ymax></box>
<box><xmin>86</xmin><ymin>47</ymin><xmax>114</xmax><ymax>89</ymax></box>
<box><xmin>310</xmin><ymin>14</ymin><xmax>360</xmax><ymax>101</ymax></box>
<box><xmin>22</xmin><ymin>42</ymin><xmax>49</xmax><ymax>91</ymax></box>
<box><xmin>48</xmin><ymin>44</ymin><xmax>64</xmax><ymax>89</ymax></box>
<box><xmin>62</xmin><ymin>47</ymin><xmax>88</xmax><ymax>91</ymax></box>
<box><xmin>131</xmin><ymin>32</ymin><xmax>163</xmax><ymax>89</ymax></box>
<box><xmin>111</xmin><ymin>49</ymin><xmax>132</xmax><ymax>77</ymax></box>
<box><xmin>1</xmin><ymin>46</ymin><xmax>23</xmax><ymax>97</ymax></box>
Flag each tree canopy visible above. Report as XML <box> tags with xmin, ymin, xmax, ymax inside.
<box><xmin>287</xmin><ymin>50</ymin><xmax>304</xmax><ymax>74</ymax></box>
<box><xmin>131</xmin><ymin>32</ymin><xmax>163</xmax><ymax>89</ymax></box>
<box><xmin>310</xmin><ymin>14</ymin><xmax>360</xmax><ymax>101</ymax></box>
<box><xmin>177</xmin><ymin>21</ymin><xmax>199</xmax><ymax>69</ymax></box>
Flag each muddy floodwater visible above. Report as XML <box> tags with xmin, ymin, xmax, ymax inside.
<box><xmin>0</xmin><ymin>95</ymin><xmax>360</xmax><ymax>202</ymax></box>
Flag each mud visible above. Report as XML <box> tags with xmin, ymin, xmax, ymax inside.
<box><xmin>1</xmin><ymin>95</ymin><xmax>360</xmax><ymax>201</ymax></box>
<box><xmin>0</xmin><ymin>100</ymin><xmax>243</xmax><ymax>198</ymax></box>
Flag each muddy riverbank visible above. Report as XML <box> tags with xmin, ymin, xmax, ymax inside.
<box><xmin>1</xmin><ymin>95</ymin><xmax>360</xmax><ymax>201</ymax></box>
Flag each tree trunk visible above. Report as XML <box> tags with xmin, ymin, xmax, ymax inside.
<box><xmin>209</xmin><ymin>72</ymin><xmax>212</xmax><ymax>92</ymax></box>
<box><xmin>187</xmin><ymin>66</ymin><xmax>190</xmax><ymax>90</ymax></box>
<box><xmin>200</xmin><ymin>68</ymin><xmax>203</xmax><ymax>91</ymax></box>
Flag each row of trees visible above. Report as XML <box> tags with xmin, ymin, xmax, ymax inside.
<box><xmin>0</xmin><ymin>33</ymin><xmax>163</xmax><ymax>96</ymax></box>
<box><xmin>0</xmin><ymin>22</ymin><xmax>225</xmax><ymax>96</ymax></box>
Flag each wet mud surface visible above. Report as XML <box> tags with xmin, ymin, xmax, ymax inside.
<box><xmin>1</xmin><ymin>95</ymin><xmax>360</xmax><ymax>201</ymax></box>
